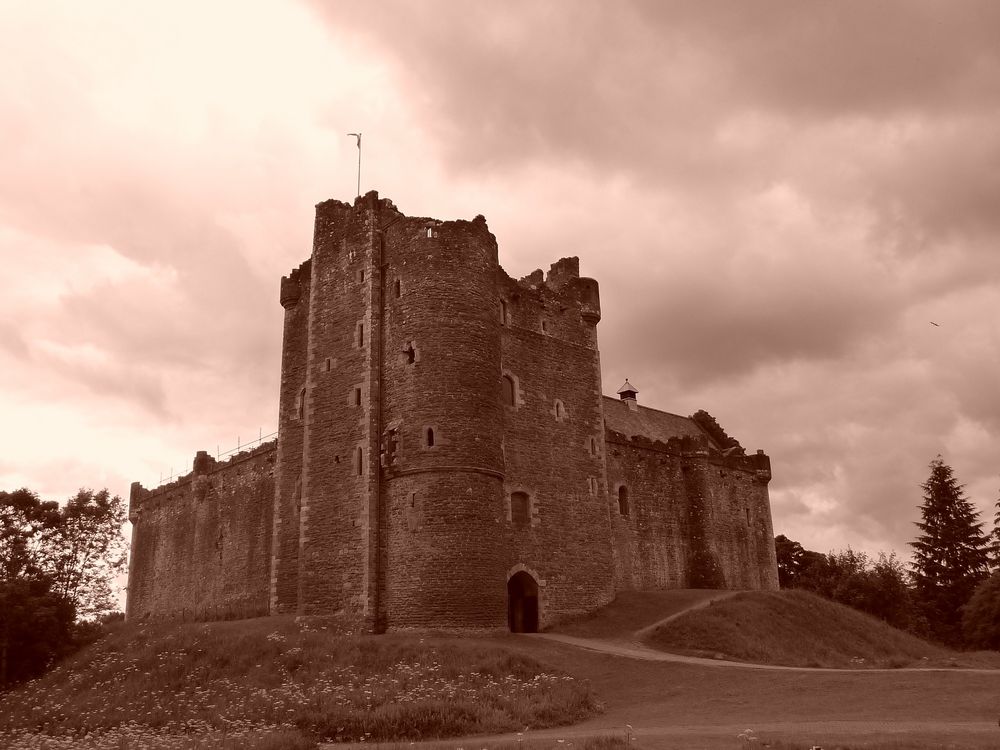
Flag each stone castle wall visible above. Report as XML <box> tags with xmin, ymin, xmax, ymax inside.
<box><xmin>127</xmin><ymin>442</ymin><xmax>276</xmax><ymax>621</ymax></box>
<box><xmin>127</xmin><ymin>191</ymin><xmax>779</xmax><ymax>629</ymax></box>
<box><xmin>497</xmin><ymin>260</ymin><xmax>615</xmax><ymax>627</ymax></box>
<box><xmin>606</xmin><ymin>433</ymin><xmax>778</xmax><ymax>591</ymax></box>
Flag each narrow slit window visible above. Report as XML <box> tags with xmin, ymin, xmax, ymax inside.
<box><xmin>355</xmin><ymin>447</ymin><xmax>364</xmax><ymax>476</ymax></box>
<box><xmin>426</xmin><ymin>427</ymin><xmax>435</xmax><ymax>447</ymax></box>
<box><xmin>745</xmin><ymin>507</ymin><xmax>751</xmax><ymax>526</ymax></box>
<box><xmin>357</xmin><ymin>322</ymin><xmax>365</xmax><ymax>347</ymax></box>
<box><xmin>354</xmin><ymin>386</ymin><xmax>362</xmax><ymax>407</ymax></box>
<box><xmin>394</xmin><ymin>279</ymin><xmax>402</xmax><ymax>298</ymax></box>
<box><xmin>618</xmin><ymin>486</ymin><xmax>629</xmax><ymax>517</ymax></box>
<box><xmin>510</xmin><ymin>491</ymin><xmax>530</xmax><ymax>528</ymax></box>
<box><xmin>590</xmin><ymin>437</ymin><xmax>597</xmax><ymax>455</ymax></box>
<box><xmin>295</xmin><ymin>387</ymin><xmax>306</xmax><ymax>420</ymax></box>
<box><xmin>500</xmin><ymin>299</ymin><xmax>507</xmax><ymax>324</ymax></box>
<box><xmin>501</xmin><ymin>375</ymin><xmax>516</xmax><ymax>407</ymax></box>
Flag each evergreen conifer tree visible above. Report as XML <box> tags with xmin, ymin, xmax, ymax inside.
<box><xmin>909</xmin><ymin>457</ymin><xmax>991</xmax><ymax>645</ymax></box>
<box><xmin>991</xmin><ymin>482</ymin><xmax>1000</xmax><ymax>571</ymax></box>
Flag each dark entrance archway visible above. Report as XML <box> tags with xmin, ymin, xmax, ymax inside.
<box><xmin>507</xmin><ymin>571</ymin><xmax>539</xmax><ymax>632</ymax></box>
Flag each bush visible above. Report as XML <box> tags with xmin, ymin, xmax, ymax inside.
<box><xmin>962</xmin><ymin>571</ymin><xmax>1000</xmax><ymax>650</ymax></box>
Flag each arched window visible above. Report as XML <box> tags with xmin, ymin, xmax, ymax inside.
<box><xmin>554</xmin><ymin>399</ymin><xmax>566</xmax><ymax>421</ymax></box>
<box><xmin>510</xmin><ymin>491</ymin><xmax>530</xmax><ymax>528</ymax></box>
<box><xmin>618</xmin><ymin>486</ymin><xmax>629</xmax><ymax>517</ymax></box>
<box><xmin>501</xmin><ymin>375</ymin><xmax>516</xmax><ymax>407</ymax></box>
<box><xmin>426</xmin><ymin>427</ymin><xmax>435</xmax><ymax>447</ymax></box>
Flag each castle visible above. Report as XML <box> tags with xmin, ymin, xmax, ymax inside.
<box><xmin>126</xmin><ymin>191</ymin><xmax>778</xmax><ymax>632</ymax></box>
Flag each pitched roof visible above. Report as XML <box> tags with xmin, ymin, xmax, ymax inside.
<box><xmin>616</xmin><ymin>379</ymin><xmax>639</xmax><ymax>396</ymax></box>
<box><xmin>602</xmin><ymin>396</ymin><xmax>715</xmax><ymax>447</ymax></box>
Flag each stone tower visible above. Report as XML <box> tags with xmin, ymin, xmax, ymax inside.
<box><xmin>272</xmin><ymin>192</ymin><xmax>528</xmax><ymax>630</ymax></box>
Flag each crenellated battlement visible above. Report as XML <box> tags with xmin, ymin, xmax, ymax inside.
<box><xmin>129</xmin><ymin>440</ymin><xmax>277</xmax><ymax>521</ymax></box>
<box><xmin>280</xmin><ymin>259</ymin><xmax>311</xmax><ymax>309</ymax></box>
<box><xmin>605</xmin><ymin>426</ymin><xmax>771</xmax><ymax>482</ymax></box>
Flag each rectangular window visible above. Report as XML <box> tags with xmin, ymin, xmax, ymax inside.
<box><xmin>511</xmin><ymin>492</ymin><xmax>530</xmax><ymax>528</ymax></box>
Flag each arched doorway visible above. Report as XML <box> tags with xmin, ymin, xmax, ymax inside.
<box><xmin>507</xmin><ymin>571</ymin><xmax>539</xmax><ymax>632</ymax></box>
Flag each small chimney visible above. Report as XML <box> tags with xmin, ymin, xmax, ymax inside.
<box><xmin>617</xmin><ymin>379</ymin><xmax>639</xmax><ymax>411</ymax></box>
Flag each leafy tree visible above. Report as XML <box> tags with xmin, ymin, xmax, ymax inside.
<box><xmin>910</xmin><ymin>457</ymin><xmax>991</xmax><ymax>646</ymax></box>
<box><xmin>774</xmin><ymin>534</ymin><xmax>806</xmax><ymax>588</ymax></box>
<box><xmin>0</xmin><ymin>576</ymin><xmax>75</xmax><ymax>686</ymax></box>
<box><xmin>1</xmin><ymin>488</ymin><xmax>61</xmax><ymax>582</ymax></box>
<box><xmin>1</xmin><ymin>487</ymin><xmax>127</xmax><ymax>688</ymax></box>
<box><xmin>45</xmin><ymin>489</ymin><xmax>128</xmax><ymax>620</ymax></box>
<box><xmin>1</xmin><ymin>489</ymin><xmax>69</xmax><ymax>687</ymax></box>
<box><xmin>962</xmin><ymin>571</ymin><xmax>1000</xmax><ymax>650</ymax></box>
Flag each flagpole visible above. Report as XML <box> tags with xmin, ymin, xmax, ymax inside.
<box><xmin>348</xmin><ymin>132</ymin><xmax>362</xmax><ymax>198</ymax></box>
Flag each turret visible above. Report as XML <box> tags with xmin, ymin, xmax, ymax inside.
<box><xmin>616</xmin><ymin>379</ymin><xmax>639</xmax><ymax>411</ymax></box>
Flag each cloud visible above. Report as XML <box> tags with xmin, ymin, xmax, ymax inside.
<box><xmin>2</xmin><ymin>0</ymin><xmax>998</xmax><ymax>568</ymax></box>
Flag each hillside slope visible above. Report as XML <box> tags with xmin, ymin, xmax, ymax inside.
<box><xmin>644</xmin><ymin>589</ymin><xmax>981</xmax><ymax>669</ymax></box>
<box><xmin>0</xmin><ymin>616</ymin><xmax>599</xmax><ymax>749</ymax></box>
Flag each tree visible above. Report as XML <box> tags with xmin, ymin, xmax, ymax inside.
<box><xmin>909</xmin><ymin>457</ymin><xmax>991</xmax><ymax>646</ymax></box>
<box><xmin>1</xmin><ymin>489</ymin><xmax>70</xmax><ymax>687</ymax></box>
<box><xmin>990</xmin><ymin>482</ymin><xmax>1000</xmax><ymax>571</ymax></box>
<box><xmin>774</xmin><ymin>534</ymin><xmax>806</xmax><ymax>588</ymax></box>
<box><xmin>962</xmin><ymin>571</ymin><xmax>1000</xmax><ymax>650</ymax></box>
<box><xmin>1</xmin><ymin>487</ymin><xmax>127</xmax><ymax>688</ymax></box>
<box><xmin>45</xmin><ymin>489</ymin><xmax>128</xmax><ymax>620</ymax></box>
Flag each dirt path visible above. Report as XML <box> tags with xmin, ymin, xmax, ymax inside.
<box><xmin>534</xmin><ymin>631</ymin><xmax>1000</xmax><ymax>674</ymax></box>
<box><xmin>630</xmin><ymin>590</ymin><xmax>738</xmax><ymax>642</ymax></box>
<box><xmin>329</xmin><ymin>720</ymin><xmax>1000</xmax><ymax>750</ymax></box>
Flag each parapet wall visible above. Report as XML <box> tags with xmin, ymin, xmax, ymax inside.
<box><xmin>127</xmin><ymin>441</ymin><xmax>277</xmax><ymax>621</ymax></box>
<box><xmin>606</xmin><ymin>431</ymin><xmax>778</xmax><ymax>591</ymax></box>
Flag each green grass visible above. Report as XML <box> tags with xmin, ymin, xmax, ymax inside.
<box><xmin>0</xmin><ymin>616</ymin><xmax>600</xmax><ymax>748</ymax></box>
<box><xmin>553</xmin><ymin>590</ymin><xmax>734</xmax><ymax>639</ymax></box>
<box><xmin>643</xmin><ymin>589</ymin><xmax>975</xmax><ymax>669</ymax></box>
<box><xmin>767</xmin><ymin>741</ymin><xmax>998</xmax><ymax>750</ymax></box>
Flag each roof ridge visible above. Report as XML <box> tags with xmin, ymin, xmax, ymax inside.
<box><xmin>601</xmin><ymin>395</ymin><xmax>691</xmax><ymax>421</ymax></box>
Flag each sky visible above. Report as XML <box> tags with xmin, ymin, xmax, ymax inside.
<box><xmin>2</xmin><ymin>0</ymin><xmax>999</xmax><ymax>564</ymax></box>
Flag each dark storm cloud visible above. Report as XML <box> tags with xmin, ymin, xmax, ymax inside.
<box><xmin>309</xmin><ymin>1</ymin><xmax>1000</xmax><ymax>174</ymax></box>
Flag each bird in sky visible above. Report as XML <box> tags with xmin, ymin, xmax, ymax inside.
<box><xmin>930</xmin><ymin>321</ymin><xmax>940</xmax><ymax>326</ymax></box>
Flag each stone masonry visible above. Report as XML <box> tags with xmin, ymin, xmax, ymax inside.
<box><xmin>126</xmin><ymin>191</ymin><xmax>779</xmax><ymax>631</ymax></box>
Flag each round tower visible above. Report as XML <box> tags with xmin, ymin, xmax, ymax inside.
<box><xmin>378</xmin><ymin>213</ymin><xmax>507</xmax><ymax>629</ymax></box>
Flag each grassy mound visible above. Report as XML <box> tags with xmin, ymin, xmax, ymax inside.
<box><xmin>0</xmin><ymin>616</ymin><xmax>600</xmax><ymax>749</ymax></box>
<box><xmin>643</xmin><ymin>589</ymin><xmax>949</xmax><ymax>669</ymax></box>
<box><xmin>553</xmin><ymin>590</ymin><xmax>734</xmax><ymax>639</ymax></box>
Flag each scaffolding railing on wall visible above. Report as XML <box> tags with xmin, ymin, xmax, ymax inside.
<box><xmin>155</xmin><ymin>428</ymin><xmax>277</xmax><ymax>487</ymax></box>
